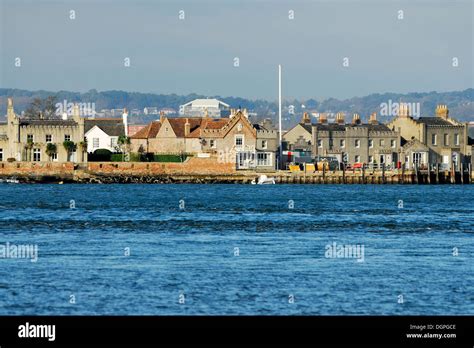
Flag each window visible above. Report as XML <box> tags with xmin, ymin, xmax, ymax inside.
<box><xmin>355</xmin><ymin>155</ymin><xmax>361</xmax><ymax>163</ymax></box>
<box><xmin>33</xmin><ymin>148</ymin><xmax>41</xmax><ymax>162</ymax></box>
<box><xmin>93</xmin><ymin>138</ymin><xmax>100</xmax><ymax>148</ymax></box>
<box><xmin>111</xmin><ymin>138</ymin><xmax>117</xmax><ymax>148</ymax></box>
<box><xmin>27</xmin><ymin>134</ymin><xmax>34</xmax><ymax>142</ymax></box>
<box><xmin>257</xmin><ymin>152</ymin><xmax>271</xmax><ymax>166</ymax></box>
<box><xmin>329</xmin><ymin>139</ymin><xmax>333</xmax><ymax>147</ymax></box>
<box><xmin>51</xmin><ymin>152</ymin><xmax>58</xmax><ymax>161</ymax></box>
<box><xmin>210</xmin><ymin>139</ymin><xmax>216</xmax><ymax>148</ymax></box>
<box><xmin>235</xmin><ymin>135</ymin><xmax>243</xmax><ymax>149</ymax></box>
<box><xmin>340</xmin><ymin>139</ymin><xmax>345</xmax><ymax>148</ymax></box>
<box><xmin>46</xmin><ymin>134</ymin><xmax>52</xmax><ymax>143</ymax></box>
<box><xmin>368</xmin><ymin>139</ymin><xmax>373</xmax><ymax>148</ymax></box>
<box><xmin>368</xmin><ymin>155</ymin><xmax>373</xmax><ymax>163</ymax></box>
<box><xmin>391</xmin><ymin>139</ymin><xmax>396</xmax><ymax>148</ymax></box>
<box><xmin>454</xmin><ymin>134</ymin><xmax>459</xmax><ymax>146</ymax></box>
<box><xmin>261</xmin><ymin>140</ymin><xmax>267</xmax><ymax>149</ymax></box>
<box><xmin>355</xmin><ymin>139</ymin><xmax>360</xmax><ymax>148</ymax></box>
<box><xmin>380</xmin><ymin>139</ymin><xmax>385</xmax><ymax>146</ymax></box>
<box><xmin>444</xmin><ymin>134</ymin><xmax>449</xmax><ymax>146</ymax></box>
<box><xmin>317</xmin><ymin>139</ymin><xmax>323</xmax><ymax>148</ymax></box>
<box><xmin>432</xmin><ymin>134</ymin><xmax>437</xmax><ymax>145</ymax></box>
<box><xmin>0</xmin><ymin>149</ymin><xmax>3</xmax><ymax>161</ymax></box>
<box><xmin>64</xmin><ymin>134</ymin><xmax>71</xmax><ymax>141</ymax></box>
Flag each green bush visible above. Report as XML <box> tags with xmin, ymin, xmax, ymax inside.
<box><xmin>89</xmin><ymin>149</ymin><xmax>112</xmax><ymax>161</ymax></box>
<box><xmin>153</xmin><ymin>154</ymin><xmax>188</xmax><ymax>162</ymax></box>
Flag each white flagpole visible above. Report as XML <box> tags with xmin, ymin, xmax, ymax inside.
<box><xmin>278</xmin><ymin>64</ymin><xmax>282</xmax><ymax>170</ymax></box>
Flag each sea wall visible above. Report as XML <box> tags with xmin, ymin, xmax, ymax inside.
<box><xmin>0</xmin><ymin>160</ymin><xmax>472</xmax><ymax>184</ymax></box>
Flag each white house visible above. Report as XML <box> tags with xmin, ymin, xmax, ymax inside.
<box><xmin>85</xmin><ymin>118</ymin><xmax>125</xmax><ymax>153</ymax></box>
<box><xmin>180</xmin><ymin>98</ymin><xmax>230</xmax><ymax>117</ymax></box>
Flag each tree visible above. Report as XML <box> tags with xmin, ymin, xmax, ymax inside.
<box><xmin>46</xmin><ymin>143</ymin><xmax>57</xmax><ymax>161</ymax></box>
<box><xmin>117</xmin><ymin>135</ymin><xmax>131</xmax><ymax>161</ymax></box>
<box><xmin>24</xmin><ymin>139</ymin><xmax>34</xmax><ymax>161</ymax></box>
<box><xmin>78</xmin><ymin>139</ymin><xmax>88</xmax><ymax>162</ymax></box>
<box><xmin>23</xmin><ymin>96</ymin><xmax>58</xmax><ymax>119</ymax></box>
<box><xmin>63</xmin><ymin>141</ymin><xmax>76</xmax><ymax>162</ymax></box>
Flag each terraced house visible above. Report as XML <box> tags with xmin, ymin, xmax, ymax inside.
<box><xmin>131</xmin><ymin>109</ymin><xmax>278</xmax><ymax>170</ymax></box>
<box><xmin>283</xmin><ymin>112</ymin><xmax>401</xmax><ymax>167</ymax></box>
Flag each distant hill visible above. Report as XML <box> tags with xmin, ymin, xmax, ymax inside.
<box><xmin>1</xmin><ymin>88</ymin><xmax>472</xmax><ymax>127</ymax></box>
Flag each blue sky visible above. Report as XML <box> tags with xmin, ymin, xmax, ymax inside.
<box><xmin>1</xmin><ymin>0</ymin><xmax>472</xmax><ymax>100</ymax></box>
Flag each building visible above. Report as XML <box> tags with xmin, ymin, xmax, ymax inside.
<box><xmin>283</xmin><ymin>112</ymin><xmax>401</xmax><ymax>167</ymax></box>
<box><xmin>180</xmin><ymin>98</ymin><xmax>230</xmax><ymax>118</ymax></box>
<box><xmin>131</xmin><ymin>109</ymin><xmax>278</xmax><ymax>170</ymax></box>
<box><xmin>387</xmin><ymin>104</ymin><xmax>470</xmax><ymax>170</ymax></box>
<box><xmin>312</xmin><ymin>112</ymin><xmax>401</xmax><ymax>167</ymax></box>
<box><xmin>0</xmin><ymin>98</ymin><xmax>86</xmax><ymax>162</ymax></box>
<box><xmin>85</xmin><ymin>118</ymin><xmax>125</xmax><ymax>153</ymax></box>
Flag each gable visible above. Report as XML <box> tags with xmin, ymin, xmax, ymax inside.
<box><xmin>156</xmin><ymin>118</ymin><xmax>178</xmax><ymax>138</ymax></box>
<box><xmin>85</xmin><ymin>125</ymin><xmax>109</xmax><ymax>138</ymax></box>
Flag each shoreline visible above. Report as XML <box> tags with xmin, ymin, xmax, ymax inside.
<box><xmin>1</xmin><ymin>161</ymin><xmax>472</xmax><ymax>184</ymax></box>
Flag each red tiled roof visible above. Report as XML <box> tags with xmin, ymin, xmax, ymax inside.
<box><xmin>131</xmin><ymin>121</ymin><xmax>161</xmax><ymax>138</ymax></box>
<box><xmin>168</xmin><ymin>118</ymin><xmax>203</xmax><ymax>138</ymax></box>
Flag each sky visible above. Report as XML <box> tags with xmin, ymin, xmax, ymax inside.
<box><xmin>0</xmin><ymin>0</ymin><xmax>473</xmax><ymax>100</ymax></box>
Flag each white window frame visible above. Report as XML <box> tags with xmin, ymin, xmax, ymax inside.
<box><xmin>0</xmin><ymin>148</ymin><xmax>3</xmax><ymax>162</ymax></box>
<box><xmin>432</xmin><ymin>134</ymin><xmax>437</xmax><ymax>145</ymax></box>
<box><xmin>444</xmin><ymin>134</ymin><xmax>449</xmax><ymax>146</ymax></box>
<box><xmin>391</xmin><ymin>139</ymin><xmax>396</xmax><ymax>148</ymax></box>
<box><xmin>235</xmin><ymin>135</ymin><xmax>244</xmax><ymax>149</ymax></box>
<box><xmin>380</xmin><ymin>139</ymin><xmax>385</xmax><ymax>147</ymax></box>
<box><xmin>33</xmin><ymin>148</ymin><xmax>41</xmax><ymax>162</ymax></box>
<box><xmin>317</xmin><ymin>139</ymin><xmax>323</xmax><ymax>148</ymax></box>
<box><xmin>355</xmin><ymin>139</ymin><xmax>360</xmax><ymax>148</ymax></box>
<box><xmin>46</xmin><ymin>134</ymin><xmax>52</xmax><ymax>143</ymax></box>
<box><xmin>93</xmin><ymin>138</ymin><xmax>100</xmax><ymax>148</ymax></box>
<box><xmin>261</xmin><ymin>140</ymin><xmax>267</xmax><ymax>149</ymax></box>
<box><xmin>368</xmin><ymin>139</ymin><xmax>373</xmax><ymax>148</ymax></box>
<box><xmin>51</xmin><ymin>152</ymin><xmax>58</xmax><ymax>162</ymax></box>
<box><xmin>355</xmin><ymin>155</ymin><xmax>361</xmax><ymax>163</ymax></box>
<box><xmin>340</xmin><ymin>139</ymin><xmax>345</xmax><ymax>148</ymax></box>
<box><xmin>210</xmin><ymin>139</ymin><xmax>217</xmax><ymax>149</ymax></box>
<box><xmin>454</xmin><ymin>133</ymin><xmax>459</xmax><ymax>146</ymax></box>
<box><xmin>257</xmin><ymin>152</ymin><xmax>272</xmax><ymax>166</ymax></box>
<box><xmin>64</xmin><ymin>134</ymin><xmax>71</xmax><ymax>142</ymax></box>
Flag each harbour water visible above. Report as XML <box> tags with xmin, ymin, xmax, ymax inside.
<box><xmin>0</xmin><ymin>184</ymin><xmax>472</xmax><ymax>315</ymax></box>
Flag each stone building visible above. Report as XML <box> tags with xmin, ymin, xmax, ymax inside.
<box><xmin>131</xmin><ymin>109</ymin><xmax>278</xmax><ymax>170</ymax></box>
<box><xmin>387</xmin><ymin>104</ymin><xmax>470</xmax><ymax>170</ymax></box>
<box><xmin>0</xmin><ymin>98</ymin><xmax>86</xmax><ymax>162</ymax></box>
<box><xmin>312</xmin><ymin>112</ymin><xmax>401</xmax><ymax>166</ymax></box>
<box><xmin>283</xmin><ymin>112</ymin><xmax>401</xmax><ymax>167</ymax></box>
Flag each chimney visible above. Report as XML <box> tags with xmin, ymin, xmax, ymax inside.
<box><xmin>72</xmin><ymin>103</ymin><xmax>81</xmax><ymax>122</ymax></box>
<box><xmin>243</xmin><ymin>108</ymin><xmax>249</xmax><ymax>118</ymax></box>
<box><xmin>122</xmin><ymin>108</ymin><xmax>129</xmax><ymax>137</ymax></box>
<box><xmin>399</xmin><ymin>103</ymin><xmax>410</xmax><ymax>118</ymax></box>
<box><xmin>368</xmin><ymin>112</ymin><xmax>378</xmax><ymax>125</ymax></box>
<box><xmin>301</xmin><ymin>112</ymin><xmax>311</xmax><ymax>124</ymax></box>
<box><xmin>352</xmin><ymin>113</ymin><xmax>361</xmax><ymax>125</ymax></box>
<box><xmin>335</xmin><ymin>112</ymin><xmax>345</xmax><ymax>125</ymax></box>
<box><xmin>319</xmin><ymin>113</ymin><xmax>327</xmax><ymax>124</ymax></box>
<box><xmin>184</xmin><ymin>118</ymin><xmax>190</xmax><ymax>136</ymax></box>
<box><xmin>435</xmin><ymin>104</ymin><xmax>449</xmax><ymax>119</ymax></box>
<box><xmin>159</xmin><ymin>111</ymin><xmax>165</xmax><ymax>123</ymax></box>
<box><xmin>7</xmin><ymin>97</ymin><xmax>15</xmax><ymax>122</ymax></box>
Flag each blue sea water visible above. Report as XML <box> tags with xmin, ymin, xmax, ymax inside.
<box><xmin>0</xmin><ymin>184</ymin><xmax>472</xmax><ymax>315</ymax></box>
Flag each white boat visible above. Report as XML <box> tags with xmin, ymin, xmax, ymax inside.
<box><xmin>251</xmin><ymin>174</ymin><xmax>275</xmax><ymax>185</ymax></box>
<box><xmin>0</xmin><ymin>178</ymin><xmax>20</xmax><ymax>184</ymax></box>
